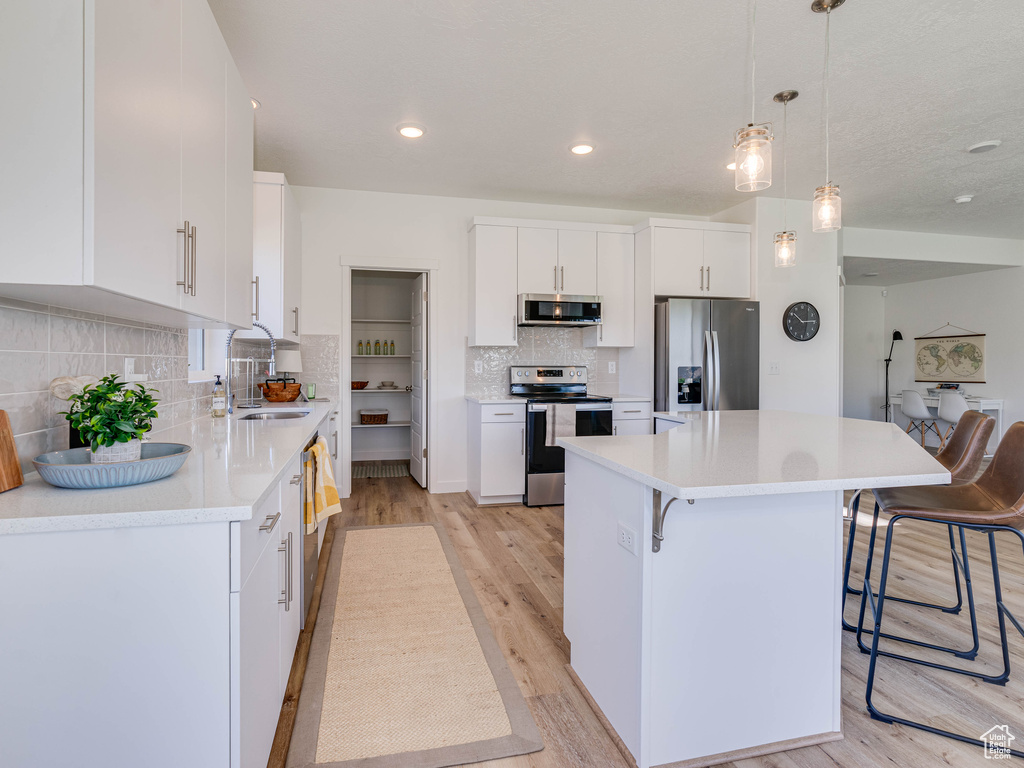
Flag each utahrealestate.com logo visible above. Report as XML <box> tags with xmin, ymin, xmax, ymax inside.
<box><xmin>981</xmin><ymin>725</ymin><xmax>1015</xmax><ymax>760</ymax></box>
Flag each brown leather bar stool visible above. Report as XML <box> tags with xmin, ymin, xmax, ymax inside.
<box><xmin>860</xmin><ymin>421</ymin><xmax>1024</xmax><ymax>758</ymax></box>
<box><xmin>842</xmin><ymin>411</ymin><xmax>994</xmax><ymax>633</ymax></box>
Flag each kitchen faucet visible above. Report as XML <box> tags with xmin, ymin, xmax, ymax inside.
<box><xmin>225</xmin><ymin>321</ymin><xmax>276</xmax><ymax>414</ymax></box>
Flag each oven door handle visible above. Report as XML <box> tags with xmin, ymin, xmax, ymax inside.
<box><xmin>527</xmin><ymin>403</ymin><xmax>612</xmax><ymax>412</ymax></box>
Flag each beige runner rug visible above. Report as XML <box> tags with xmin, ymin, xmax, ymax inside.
<box><xmin>287</xmin><ymin>523</ymin><xmax>543</xmax><ymax>768</ymax></box>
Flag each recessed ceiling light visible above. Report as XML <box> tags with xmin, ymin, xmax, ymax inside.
<box><xmin>250</xmin><ymin>98</ymin><xmax>260</xmax><ymax>109</ymax></box>
<box><xmin>862</xmin><ymin>272</ymin><xmax>879</xmax><ymax>277</ymax></box>
<box><xmin>570</xmin><ymin>144</ymin><xmax>594</xmax><ymax>155</ymax></box>
<box><xmin>954</xmin><ymin>194</ymin><xmax>974</xmax><ymax>204</ymax></box>
<box><xmin>726</xmin><ymin>162</ymin><xmax>737</xmax><ymax>171</ymax></box>
<box><xmin>397</xmin><ymin>124</ymin><xmax>425</xmax><ymax>139</ymax></box>
<box><xmin>967</xmin><ymin>140</ymin><xmax>1001</xmax><ymax>154</ymax></box>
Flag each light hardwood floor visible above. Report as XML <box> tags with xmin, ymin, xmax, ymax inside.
<box><xmin>272</xmin><ymin>475</ymin><xmax>1024</xmax><ymax>768</ymax></box>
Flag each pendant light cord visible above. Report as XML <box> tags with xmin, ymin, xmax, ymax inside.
<box><xmin>824</xmin><ymin>8</ymin><xmax>831</xmax><ymax>183</ymax></box>
<box><xmin>750</xmin><ymin>0</ymin><xmax>758</xmax><ymax>124</ymax></box>
<box><xmin>783</xmin><ymin>101</ymin><xmax>788</xmax><ymax>231</ymax></box>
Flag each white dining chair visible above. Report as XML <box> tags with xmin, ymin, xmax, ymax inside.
<box><xmin>937</xmin><ymin>391</ymin><xmax>972</xmax><ymax>451</ymax></box>
<box><xmin>901</xmin><ymin>389</ymin><xmax>940</xmax><ymax>448</ymax></box>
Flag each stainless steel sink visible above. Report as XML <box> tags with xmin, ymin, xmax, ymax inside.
<box><xmin>240</xmin><ymin>411</ymin><xmax>310</xmax><ymax>420</ymax></box>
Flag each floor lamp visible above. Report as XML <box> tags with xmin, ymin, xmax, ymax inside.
<box><xmin>883</xmin><ymin>330</ymin><xmax>903</xmax><ymax>423</ymax></box>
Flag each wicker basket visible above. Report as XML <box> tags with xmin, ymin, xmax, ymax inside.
<box><xmin>359</xmin><ymin>409</ymin><xmax>389</xmax><ymax>425</ymax></box>
<box><xmin>259</xmin><ymin>382</ymin><xmax>302</xmax><ymax>402</ymax></box>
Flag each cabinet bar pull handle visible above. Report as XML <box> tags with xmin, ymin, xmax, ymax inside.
<box><xmin>614</xmin><ymin>425</ymin><xmax>618</xmax><ymax>435</ymax></box>
<box><xmin>293</xmin><ymin>307</ymin><xmax>299</xmax><ymax>335</ymax></box>
<box><xmin>699</xmin><ymin>265</ymin><xmax>704</xmax><ymax>291</ymax></box>
<box><xmin>290</xmin><ymin>474</ymin><xmax>302</xmax><ymax>485</ymax></box>
<box><xmin>554</xmin><ymin>265</ymin><xmax>558</xmax><ymax>292</ymax></box>
<box><xmin>252</xmin><ymin>276</ymin><xmax>260</xmax><ymax>319</ymax></box>
<box><xmin>624</xmin><ymin>409</ymin><xmax>641</xmax><ymax>413</ymax></box>
<box><xmin>177</xmin><ymin>221</ymin><xmax>190</xmax><ymax>293</ymax></box>
<box><xmin>332</xmin><ymin>430</ymin><xmax>339</xmax><ymax>460</ymax></box>
<box><xmin>190</xmin><ymin>225</ymin><xmax>197</xmax><ymax>296</ymax></box>
<box><xmin>521</xmin><ymin>427</ymin><xmax>525</xmax><ymax>455</ymax></box>
<box><xmin>513</xmin><ymin>315</ymin><xmax>517</xmax><ymax>343</ymax></box>
<box><xmin>494</xmin><ymin>412</ymin><xmax>513</xmax><ymax>416</ymax></box>
<box><xmin>560</xmin><ymin>266</ymin><xmax>564</xmax><ymax>292</ymax></box>
<box><xmin>278</xmin><ymin>535</ymin><xmax>288</xmax><ymax>608</ymax></box>
<box><xmin>706</xmin><ymin>266</ymin><xmax>710</xmax><ymax>292</ymax></box>
<box><xmin>259</xmin><ymin>511</ymin><xmax>281</xmax><ymax>532</ymax></box>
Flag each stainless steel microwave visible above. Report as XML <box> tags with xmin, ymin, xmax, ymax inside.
<box><xmin>518</xmin><ymin>294</ymin><xmax>602</xmax><ymax>327</ymax></box>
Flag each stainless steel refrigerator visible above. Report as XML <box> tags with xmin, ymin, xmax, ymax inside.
<box><xmin>655</xmin><ymin>298</ymin><xmax>759</xmax><ymax>412</ymax></box>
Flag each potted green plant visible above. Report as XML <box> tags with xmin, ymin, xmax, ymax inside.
<box><xmin>60</xmin><ymin>375</ymin><xmax>160</xmax><ymax>463</ymax></box>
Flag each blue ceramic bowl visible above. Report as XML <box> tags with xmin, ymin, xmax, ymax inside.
<box><xmin>33</xmin><ymin>443</ymin><xmax>192</xmax><ymax>489</ymax></box>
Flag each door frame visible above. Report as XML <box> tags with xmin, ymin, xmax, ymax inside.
<box><xmin>339</xmin><ymin>262</ymin><xmax>438</xmax><ymax>498</ymax></box>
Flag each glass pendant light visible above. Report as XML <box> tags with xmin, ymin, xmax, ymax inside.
<box><xmin>773</xmin><ymin>90</ymin><xmax>798</xmax><ymax>267</ymax></box>
<box><xmin>733</xmin><ymin>0</ymin><xmax>772</xmax><ymax>192</ymax></box>
<box><xmin>812</xmin><ymin>0</ymin><xmax>843</xmax><ymax>231</ymax></box>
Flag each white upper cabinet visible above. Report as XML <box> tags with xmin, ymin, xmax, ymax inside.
<box><xmin>0</xmin><ymin>1</ymin><xmax>253</xmax><ymax>328</ymax></box>
<box><xmin>224</xmin><ymin>56</ymin><xmax>256</xmax><ymax>329</ymax></box>
<box><xmin>653</xmin><ymin>224</ymin><xmax>751</xmax><ymax>298</ymax></box>
<box><xmin>517</xmin><ymin>228</ymin><xmax>559</xmax><ymax>294</ymax></box>
<box><xmin>702</xmin><ymin>230</ymin><xmax>751</xmax><ymax>298</ymax></box>
<box><xmin>584</xmin><ymin>232</ymin><xmax>635</xmax><ymax>348</ymax></box>
<box><xmin>238</xmin><ymin>173</ymin><xmax>302</xmax><ymax>343</ymax></box>
<box><xmin>557</xmin><ymin>230</ymin><xmax>598</xmax><ymax>295</ymax></box>
<box><xmin>469</xmin><ymin>224</ymin><xmax>518</xmax><ymax>346</ymax></box>
<box><xmin>517</xmin><ymin>228</ymin><xmax>598</xmax><ymax>296</ymax></box>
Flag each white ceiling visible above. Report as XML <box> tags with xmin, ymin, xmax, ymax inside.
<box><xmin>843</xmin><ymin>256</ymin><xmax>1014</xmax><ymax>287</ymax></box>
<box><xmin>208</xmin><ymin>0</ymin><xmax>1024</xmax><ymax>239</ymax></box>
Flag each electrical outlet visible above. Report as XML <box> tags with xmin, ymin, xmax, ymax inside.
<box><xmin>123</xmin><ymin>357</ymin><xmax>149</xmax><ymax>383</ymax></box>
<box><xmin>608</xmin><ymin>361</ymin><xmax>616</xmax><ymax>374</ymax></box>
<box><xmin>768</xmin><ymin>361</ymin><xmax>781</xmax><ymax>376</ymax></box>
<box><xmin>617</xmin><ymin>522</ymin><xmax>638</xmax><ymax>555</ymax></box>
<box><xmin>474</xmin><ymin>360</ymin><xmax>483</xmax><ymax>374</ymax></box>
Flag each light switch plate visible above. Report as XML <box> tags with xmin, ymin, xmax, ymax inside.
<box><xmin>768</xmin><ymin>361</ymin><xmax>781</xmax><ymax>375</ymax></box>
<box><xmin>474</xmin><ymin>360</ymin><xmax>483</xmax><ymax>374</ymax></box>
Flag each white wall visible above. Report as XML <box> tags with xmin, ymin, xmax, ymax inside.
<box><xmin>294</xmin><ymin>186</ymin><xmax>700</xmax><ymax>493</ymax></box>
<box><xmin>714</xmin><ymin>197</ymin><xmax>841</xmax><ymax>417</ymax></box>
<box><xmin>842</xmin><ymin>286</ymin><xmax>886</xmax><ymax>421</ymax></box>
<box><xmin>884</xmin><ymin>267</ymin><xmax>1024</xmax><ymax>437</ymax></box>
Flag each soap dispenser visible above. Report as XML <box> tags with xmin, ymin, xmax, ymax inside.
<box><xmin>212</xmin><ymin>375</ymin><xmax>226</xmax><ymax>418</ymax></box>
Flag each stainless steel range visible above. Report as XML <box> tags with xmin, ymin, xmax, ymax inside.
<box><xmin>509</xmin><ymin>365</ymin><xmax>613</xmax><ymax>506</ymax></box>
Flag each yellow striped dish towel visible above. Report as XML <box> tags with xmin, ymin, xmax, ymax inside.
<box><xmin>304</xmin><ymin>437</ymin><xmax>341</xmax><ymax>535</ymax></box>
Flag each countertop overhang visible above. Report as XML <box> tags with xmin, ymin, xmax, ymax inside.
<box><xmin>559</xmin><ymin>409</ymin><xmax>950</xmax><ymax>500</ymax></box>
<box><xmin>0</xmin><ymin>401</ymin><xmax>335</xmax><ymax>536</ymax></box>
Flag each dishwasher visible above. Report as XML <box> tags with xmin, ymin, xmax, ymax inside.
<box><xmin>299</xmin><ymin>431</ymin><xmax>319</xmax><ymax>626</ymax></box>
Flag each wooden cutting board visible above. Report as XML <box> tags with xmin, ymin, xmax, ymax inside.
<box><xmin>0</xmin><ymin>410</ymin><xmax>24</xmax><ymax>493</ymax></box>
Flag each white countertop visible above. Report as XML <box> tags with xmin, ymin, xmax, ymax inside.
<box><xmin>465</xmin><ymin>396</ymin><xmax>522</xmax><ymax>404</ymax></box>
<box><xmin>559</xmin><ymin>409</ymin><xmax>949</xmax><ymax>500</ymax></box>
<box><xmin>654</xmin><ymin>411</ymin><xmax>690</xmax><ymax>425</ymax></box>
<box><xmin>0</xmin><ymin>401</ymin><xmax>335</xmax><ymax>536</ymax></box>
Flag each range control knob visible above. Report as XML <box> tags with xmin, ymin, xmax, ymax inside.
<box><xmin>576</xmin><ymin>368</ymin><xmax>584</xmax><ymax>377</ymax></box>
<box><xmin>569</xmin><ymin>370</ymin><xmax>575</xmax><ymax>377</ymax></box>
<box><xmin>516</xmin><ymin>371</ymin><xmax>522</xmax><ymax>377</ymax></box>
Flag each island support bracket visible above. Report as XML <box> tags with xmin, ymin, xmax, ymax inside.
<box><xmin>652</xmin><ymin>489</ymin><xmax>694</xmax><ymax>552</ymax></box>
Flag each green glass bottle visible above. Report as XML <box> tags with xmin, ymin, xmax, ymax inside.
<box><xmin>390</xmin><ymin>340</ymin><xmax>395</xmax><ymax>355</ymax></box>
<box><xmin>357</xmin><ymin>340</ymin><xmax>363</xmax><ymax>356</ymax></box>
<box><xmin>374</xmin><ymin>339</ymin><xmax>381</xmax><ymax>355</ymax></box>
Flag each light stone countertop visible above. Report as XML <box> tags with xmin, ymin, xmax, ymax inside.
<box><xmin>559</xmin><ymin>409</ymin><xmax>949</xmax><ymax>500</ymax></box>
<box><xmin>465</xmin><ymin>396</ymin><xmax>523</xmax><ymax>404</ymax></box>
<box><xmin>654</xmin><ymin>411</ymin><xmax>690</xmax><ymax>425</ymax></box>
<box><xmin>0</xmin><ymin>401</ymin><xmax>335</xmax><ymax>536</ymax></box>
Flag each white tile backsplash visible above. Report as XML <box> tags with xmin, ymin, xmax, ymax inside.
<box><xmin>0</xmin><ymin>298</ymin><xmax>214</xmax><ymax>473</ymax></box>
<box><xmin>465</xmin><ymin>327</ymin><xmax>620</xmax><ymax>399</ymax></box>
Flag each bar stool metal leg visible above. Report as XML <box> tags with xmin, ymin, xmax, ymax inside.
<box><xmin>864</xmin><ymin>519</ymin><xmax>1024</xmax><ymax>759</ymax></box>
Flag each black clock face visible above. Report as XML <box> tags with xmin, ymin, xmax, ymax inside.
<box><xmin>783</xmin><ymin>302</ymin><xmax>820</xmax><ymax>342</ymax></box>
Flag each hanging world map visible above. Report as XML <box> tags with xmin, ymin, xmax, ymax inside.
<box><xmin>914</xmin><ymin>335</ymin><xmax>986</xmax><ymax>383</ymax></box>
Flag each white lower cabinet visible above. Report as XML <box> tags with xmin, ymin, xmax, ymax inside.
<box><xmin>279</xmin><ymin>455</ymin><xmax>303</xmax><ymax>691</ymax></box>
<box><xmin>612</xmin><ymin>400</ymin><xmax>652</xmax><ymax>436</ymax></box>
<box><xmin>468</xmin><ymin>402</ymin><xmax>526</xmax><ymax>504</ymax></box>
<box><xmin>238</xmin><ymin>489</ymin><xmax>283</xmax><ymax>768</ymax></box>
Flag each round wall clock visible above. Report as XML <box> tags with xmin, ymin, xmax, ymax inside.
<box><xmin>783</xmin><ymin>302</ymin><xmax>820</xmax><ymax>342</ymax></box>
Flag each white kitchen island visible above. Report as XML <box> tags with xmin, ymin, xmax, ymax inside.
<box><xmin>559</xmin><ymin>410</ymin><xmax>948</xmax><ymax>768</ymax></box>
